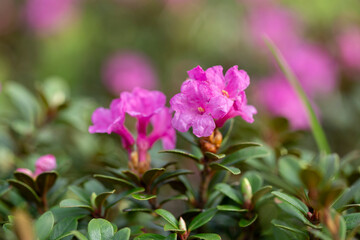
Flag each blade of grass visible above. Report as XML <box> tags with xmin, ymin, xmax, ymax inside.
<box><xmin>264</xmin><ymin>37</ymin><xmax>331</xmax><ymax>154</ymax></box>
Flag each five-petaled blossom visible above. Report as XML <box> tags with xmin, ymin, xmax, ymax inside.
<box><xmin>170</xmin><ymin>65</ymin><xmax>256</xmax><ymax>137</ymax></box>
<box><xmin>89</xmin><ymin>87</ymin><xmax>176</xmax><ymax>166</ymax></box>
<box><xmin>16</xmin><ymin>154</ymin><xmax>57</xmax><ymax>178</ymax></box>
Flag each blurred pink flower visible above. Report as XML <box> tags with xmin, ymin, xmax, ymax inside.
<box><xmin>337</xmin><ymin>27</ymin><xmax>360</xmax><ymax>71</ymax></box>
<box><xmin>89</xmin><ymin>88</ymin><xmax>175</xmax><ymax>162</ymax></box>
<box><xmin>247</xmin><ymin>5</ymin><xmax>301</xmax><ymax>51</ymax></box>
<box><xmin>256</xmin><ymin>76</ymin><xmax>315</xmax><ymax>130</ymax></box>
<box><xmin>16</xmin><ymin>154</ymin><xmax>57</xmax><ymax>178</ymax></box>
<box><xmin>284</xmin><ymin>43</ymin><xmax>338</xmax><ymax>95</ymax></box>
<box><xmin>170</xmin><ymin>65</ymin><xmax>256</xmax><ymax>137</ymax></box>
<box><xmin>25</xmin><ymin>0</ymin><xmax>76</xmax><ymax>33</ymax></box>
<box><xmin>103</xmin><ymin>52</ymin><xmax>157</xmax><ymax>95</ymax></box>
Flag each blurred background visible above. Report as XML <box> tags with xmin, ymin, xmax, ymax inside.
<box><xmin>1</xmin><ymin>0</ymin><xmax>360</xmax><ymax>178</ymax></box>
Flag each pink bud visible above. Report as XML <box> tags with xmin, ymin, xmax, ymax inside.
<box><xmin>16</xmin><ymin>168</ymin><xmax>34</xmax><ymax>177</ymax></box>
<box><xmin>34</xmin><ymin>154</ymin><xmax>57</xmax><ymax>176</ymax></box>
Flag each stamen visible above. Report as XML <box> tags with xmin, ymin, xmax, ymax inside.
<box><xmin>222</xmin><ymin>89</ymin><xmax>229</xmax><ymax>98</ymax></box>
<box><xmin>198</xmin><ymin>107</ymin><xmax>205</xmax><ymax>113</ymax></box>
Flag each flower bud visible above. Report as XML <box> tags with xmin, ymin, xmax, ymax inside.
<box><xmin>34</xmin><ymin>154</ymin><xmax>57</xmax><ymax>176</ymax></box>
<box><xmin>241</xmin><ymin>177</ymin><xmax>253</xmax><ymax>209</ymax></box>
<box><xmin>179</xmin><ymin>217</ymin><xmax>187</xmax><ymax>232</ymax></box>
<box><xmin>16</xmin><ymin>168</ymin><xmax>34</xmax><ymax>177</ymax></box>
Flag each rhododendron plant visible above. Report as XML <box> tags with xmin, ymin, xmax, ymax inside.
<box><xmin>170</xmin><ymin>65</ymin><xmax>256</xmax><ymax>137</ymax></box>
<box><xmin>89</xmin><ymin>87</ymin><xmax>175</xmax><ymax>174</ymax></box>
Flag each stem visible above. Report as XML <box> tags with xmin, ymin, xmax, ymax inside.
<box><xmin>198</xmin><ymin>157</ymin><xmax>214</xmax><ymax>208</ymax></box>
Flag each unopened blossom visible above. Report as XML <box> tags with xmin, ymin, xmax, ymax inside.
<box><xmin>170</xmin><ymin>65</ymin><xmax>256</xmax><ymax>137</ymax></box>
<box><xmin>16</xmin><ymin>154</ymin><xmax>57</xmax><ymax>178</ymax></box>
<box><xmin>256</xmin><ymin>76</ymin><xmax>315</xmax><ymax>130</ymax></box>
<box><xmin>103</xmin><ymin>52</ymin><xmax>157</xmax><ymax>95</ymax></box>
<box><xmin>89</xmin><ymin>88</ymin><xmax>176</xmax><ymax>171</ymax></box>
<box><xmin>337</xmin><ymin>27</ymin><xmax>360</xmax><ymax>71</ymax></box>
<box><xmin>25</xmin><ymin>0</ymin><xmax>76</xmax><ymax>34</ymax></box>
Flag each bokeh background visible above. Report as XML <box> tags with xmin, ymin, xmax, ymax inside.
<box><xmin>1</xmin><ymin>0</ymin><xmax>360</xmax><ymax>178</ymax></box>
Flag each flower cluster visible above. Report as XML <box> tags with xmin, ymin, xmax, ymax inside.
<box><xmin>170</xmin><ymin>65</ymin><xmax>256</xmax><ymax>137</ymax></box>
<box><xmin>16</xmin><ymin>154</ymin><xmax>57</xmax><ymax>178</ymax></box>
<box><xmin>89</xmin><ymin>87</ymin><xmax>175</xmax><ymax>173</ymax></box>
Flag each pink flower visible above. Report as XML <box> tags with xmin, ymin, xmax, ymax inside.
<box><xmin>16</xmin><ymin>154</ymin><xmax>57</xmax><ymax>178</ymax></box>
<box><xmin>170</xmin><ymin>65</ymin><xmax>256</xmax><ymax>137</ymax></box>
<box><xmin>89</xmin><ymin>88</ymin><xmax>176</xmax><ymax>163</ymax></box>
<box><xmin>247</xmin><ymin>5</ymin><xmax>301</xmax><ymax>51</ymax></box>
<box><xmin>102</xmin><ymin>52</ymin><xmax>157</xmax><ymax>95</ymax></box>
<box><xmin>256</xmin><ymin>76</ymin><xmax>317</xmax><ymax>130</ymax></box>
<box><xmin>337</xmin><ymin>27</ymin><xmax>360</xmax><ymax>71</ymax></box>
<box><xmin>284</xmin><ymin>43</ymin><xmax>338</xmax><ymax>95</ymax></box>
<box><xmin>25</xmin><ymin>0</ymin><xmax>76</xmax><ymax>34</ymax></box>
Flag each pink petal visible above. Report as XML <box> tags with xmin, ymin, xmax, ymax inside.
<box><xmin>205</xmin><ymin>65</ymin><xmax>225</xmax><ymax>89</ymax></box>
<box><xmin>192</xmin><ymin>114</ymin><xmax>216</xmax><ymax>137</ymax></box>
<box><xmin>35</xmin><ymin>154</ymin><xmax>56</xmax><ymax>175</ymax></box>
<box><xmin>224</xmin><ymin>66</ymin><xmax>250</xmax><ymax>95</ymax></box>
<box><xmin>16</xmin><ymin>168</ymin><xmax>34</xmax><ymax>177</ymax></box>
<box><xmin>172</xmin><ymin>112</ymin><xmax>194</xmax><ymax>133</ymax></box>
<box><xmin>88</xmin><ymin>108</ymin><xmax>113</xmax><ymax>133</ymax></box>
<box><xmin>187</xmin><ymin>65</ymin><xmax>206</xmax><ymax>81</ymax></box>
<box><xmin>207</xmin><ymin>95</ymin><xmax>233</xmax><ymax>119</ymax></box>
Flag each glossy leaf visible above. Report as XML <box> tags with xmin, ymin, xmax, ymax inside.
<box><xmin>163</xmin><ymin>223</ymin><xmax>185</xmax><ymax>233</ymax></box>
<box><xmin>252</xmin><ymin>186</ymin><xmax>272</xmax><ymax>204</ymax></box>
<box><xmin>164</xmin><ymin>233</ymin><xmax>177</xmax><ymax>240</ymax></box>
<box><xmin>131</xmin><ymin>193</ymin><xmax>156</xmax><ymax>201</ymax></box>
<box><xmin>272</xmin><ymin>191</ymin><xmax>308</xmax><ymax>215</ymax></box>
<box><xmin>221</xmin><ymin>142</ymin><xmax>262</xmax><ymax>155</ymax></box>
<box><xmin>36</xmin><ymin>171</ymin><xmax>58</xmax><ymax>195</ymax></box>
<box><xmin>49</xmin><ymin>217</ymin><xmax>78</xmax><ymax>240</ymax></box>
<box><xmin>344</xmin><ymin>213</ymin><xmax>360</xmax><ymax>230</ymax></box>
<box><xmin>152</xmin><ymin>170</ymin><xmax>193</xmax><ymax>188</ymax></box>
<box><xmin>106</xmin><ymin>187</ymin><xmax>145</xmax><ymax>209</ymax></box>
<box><xmin>113</xmin><ymin>227</ymin><xmax>131</xmax><ymax>240</ymax></box>
<box><xmin>142</xmin><ymin>168</ymin><xmax>165</xmax><ymax>186</ymax></box>
<box><xmin>159</xmin><ymin>149</ymin><xmax>200</xmax><ymax>162</ymax></box>
<box><xmin>94</xmin><ymin>174</ymin><xmax>137</xmax><ymax>188</ymax></box>
<box><xmin>8</xmin><ymin>179</ymin><xmax>40</xmax><ymax>203</ymax></box>
<box><xmin>122</xmin><ymin>208</ymin><xmax>152</xmax><ymax>213</ymax></box>
<box><xmin>122</xmin><ymin>171</ymin><xmax>141</xmax><ymax>185</ymax></box>
<box><xmin>204</xmin><ymin>152</ymin><xmax>225</xmax><ymax>161</ymax></box>
<box><xmin>134</xmin><ymin>234</ymin><xmax>165</xmax><ymax>240</ymax></box>
<box><xmin>60</xmin><ymin>199</ymin><xmax>93</xmax><ymax>211</ymax></box>
<box><xmin>88</xmin><ymin>218</ymin><xmax>114</xmax><ymax>240</ymax></box>
<box><xmin>188</xmin><ymin>208</ymin><xmax>217</xmax><ymax>232</ymax></box>
<box><xmin>155</xmin><ymin>209</ymin><xmax>179</xmax><ymax>229</ymax></box>
<box><xmin>95</xmin><ymin>190</ymin><xmax>115</xmax><ymax>210</ymax></box>
<box><xmin>209</xmin><ymin>163</ymin><xmax>241</xmax><ymax>175</ymax></box>
<box><xmin>278</xmin><ymin>156</ymin><xmax>302</xmax><ymax>187</ymax></box>
<box><xmin>159</xmin><ymin>194</ymin><xmax>188</xmax><ymax>206</ymax></box>
<box><xmin>13</xmin><ymin>171</ymin><xmax>37</xmax><ymax>191</ymax></box>
<box><xmin>215</xmin><ymin>183</ymin><xmax>242</xmax><ymax>204</ymax></box>
<box><xmin>189</xmin><ymin>233</ymin><xmax>221</xmax><ymax>240</ymax></box>
<box><xmin>221</xmin><ymin>147</ymin><xmax>269</xmax><ymax>166</ymax></box>
<box><xmin>271</xmin><ymin>219</ymin><xmax>308</xmax><ymax>238</ymax></box>
<box><xmin>35</xmin><ymin>211</ymin><xmax>55</xmax><ymax>240</ymax></box>
<box><xmin>333</xmin><ymin>179</ymin><xmax>360</xmax><ymax>210</ymax></box>
<box><xmin>239</xmin><ymin>214</ymin><xmax>258</xmax><ymax>227</ymax></box>
<box><xmin>216</xmin><ymin>205</ymin><xmax>247</xmax><ymax>212</ymax></box>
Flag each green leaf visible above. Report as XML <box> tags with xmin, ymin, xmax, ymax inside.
<box><xmin>308</xmin><ymin>229</ymin><xmax>331</xmax><ymax>240</ymax></box>
<box><xmin>243</xmin><ymin>171</ymin><xmax>263</xmax><ymax>193</ymax></box>
<box><xmin>50</xmin><ymin>217</ymin><xmax>78</xmax><ymax>240</ymax></box>
<box><xmin>221</xmin><ymin>147</ymin><xmax>269</xmax><ymax>166</ymax></box>
<box><xmin>188</xmin><ymin>208</ymin><xmax>217</xmax><ymax>232</ymax></box>
<box><xmin>60</xmin><ymin>199</ymin><xmax>93</xmax><ymax>211</ymax></box>
<box><xmin>159</xmin><ymin>149</ymin><xmax>200</xmax><ymax>163</ymax></box>
<box><xmin>339</xmin><ymin>214</ymin><xmax>346</xmax><ymax>240</ymax></box>
<box><xmin>36</xmin><ymin>171</ymin><xmax>58</xmax><ymax>195</ymax></box>
<box><xmin>94</xmin><ymin>174</ymin><xmax>137</xmax><ymax>188</ymax></box>
<box><xmin>155</xmin><ymin>209</ymin><xmax>179</xmax><ymax>229</ymax></box>
<box><xmin>239</xmin><ymin>214</ymin><xmax>258</xmax><ymax>227</ymax></box>
<box><xmin>113</xmin><ymin>227</ymin><xmax>131</xmax><ymax>240</ymax></box>
<box><xmin>271</xmin><ymin>219</ymin><xmax>308</xmax><ymax>238</ymax></box>
<box><xmin>122</xmin><ymin>208</ymin><xmax>152</xmax><ymax>213</ymax></box>
<box><xmin>88</xmin><ymin>218</ymin><xmax>114</xmax><ymax>240</ymax></box>
<box><xmin>39</xmin><ymin>77</ymin><xmax>69</xmax><ymax>108</ymax></box>
<box><xmin>215</xmin><ymin>183</ymin><xmax>242</xmax><ymax>204</ymax></box>
<box><xmin>209</xmin><ymin>163</ymin><xmax>241</xmax><ymax>175</ymax></box>
<box><xmin>272</xmin><ymin>191</ymin><xmax>308</xmax><ymax>215</ymax></box>
<box><xmin>35</xmin><ymin>211</ymin><xmax>55</xmax><ymax>240</ymax></box>
<box><xmin>122</xmin><ymin>171</ymin><xmax>141</xmax><ymax>185</ymax></box>
<box><xmin>189</xmin><ymin>233</ymin><xmax>221</xmax><ymax>240</ymax></box>
<box><xmin>344</xmin><ymin>213</ymin><xmax>360</xmax><ymax>230</ymax></box>
<box><xmin>204</xmin><ymin>152</ymin><xmax>225</xmax><ymax>161</ymax></box>
<box><xmin>277</xmin><ymin>202</ymin><xmax>320</xmax><ymax>229</ymax></box>
<box><xmin>8</xmin><ymin>179</ymin><xmax>40</xmax><ymax>203</ymax></box>
<box><xmin>221</xmin><ymin>142</ymin><xmax>262</xmax><ymax>155</ymax></box>
<box><xmin>95</xmin><ymin>190</ymin><xmax>115</xmax><ymax>210</ymax></box>
<box><xmin>216</xmin><ymin>205</ymin><xmax>247</xmax><ymax>212</ymax></box>
<box><xmin>333</xmin><ymin>179</ymin><xmax>360</xmax><ymax>210</ymax></box>
<box><xmin>252</xmin><ymin>186</ymin><xmax>272</xmax><ymax>204</ymax></box>
<box><xmin>278</xmin><ymin>156</ymin><xmax>302</xmax><ymax>187</ymax></box>
<box><xmin>142</xmin><ymin>168</ymin><xmax>165</xmax><ymax>186</ymax></box>
<box><xmin>152</xmin><ymin>170</ymin><xmax>193</xmax><ymax>188</ymax></box>
<box><xmin>159</xmin><ymin>195</ymin><xmax>189</xmax><ymax>206</ymax></box>
<box><xmin>131</xmin><ymin>193</ymin><xmax>156</xmax><ymax>201</ymax></box>
<box><xmin>63</xmin><ymin>231</ymin><xmax>88</xmax><ymax>240</ymax></box>
<box><xmin>163</xmin><ymin>223</ymin><xmax>185</xmax><ymax>233</ymax></box>
<box><xmin>134</xmin><ymin>234</ymin><xmax>165</xmax><ymax>240</ymax></box>
<box><xmin>13</xmin><ymin>171</ymin><xmax>37</xmax><ymax>191</ymax></box>
<box><xmin>320</xmin><ymin>154</ymin><xmax>339</xmax><ymax>182</ymax></box>
<box><xmin>106</xmin><ymin>187</ymin><xmax>145</xmax><ymax>209</ymax></box>
<box><xmin>164</xmin><ymin>233</ymin><xmax>177</xmax><ymax>240</ymax></box>
<box><xmin>265</xmin><ymin>38</ymin><xmax>330</xmax><ymax>154</ymax></box>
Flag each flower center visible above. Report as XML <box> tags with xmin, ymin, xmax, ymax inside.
<box><xmin>222</xmin><ymin>89</ymin><xmax>229</xmax><ymax>98</ymax></box>
<box><xmin>198</xmin><ymin>107</ymin><xmax>205</xmax><ymax>113</ymax></box>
